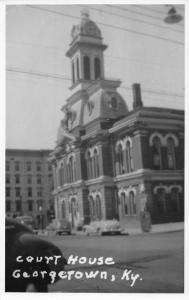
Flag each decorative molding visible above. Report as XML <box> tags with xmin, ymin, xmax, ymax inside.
<box><xmin>153</xmin><ymin>184</ymin><xmax>183</xmax><ymax>194</ymax></box>
<box><xmin>149</xmin><ymin>131</ymin><xmax>179</xmax><ymax>147</ymax></box>
<box><xmin>149</xmin><ymin>132</ymin><xmax>164</xmax><ymax>146</ymax></box>
<box><xmin>164</xmin><ymin>133</ymin><xmax>179</xmax><ymax>147</ymax></box>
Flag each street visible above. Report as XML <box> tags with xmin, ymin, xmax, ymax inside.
<box><xmin>42</xmin><ymin>231</ymin><xmax>184</xmax><ymax>293</ymax></box>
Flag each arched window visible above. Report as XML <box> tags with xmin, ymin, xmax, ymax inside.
<box><xmin>167</xmin><ymin>137</ymin><xmax>176</xmax><ymax>169</ymax></box>
<box><xmin>86</xmin><ymin>151</ymin><xmax>93</xmax><ymax>179</ymax></box>
<box><xmin>76</xmin><ymin>57</ymin><xmax>80</xmax><ymax>80</ymax></box>
<box><xmin>52</xmin><ymin>165</ymin><xmax>57</xmax><ymax>189</ymax></box>
<box><xmin>94</xmin><ymin>57</ymin><xmax>101</xmax><ymax>79</ymax></box>
<box><xmin>129</xmin><ymin>191</ymin><xmax>136</xmax><ymax>215</ymax></box>
<box><xmin>59</xmin><ymin>162</ymin><xmax>64</xmax><ymax>186</ymax></box>
<box><xmin>67</xmin><ymin>155</ymin><xmax>75</xmax><ymax>183</ymax></box>
<box><xmin>61</xmin><ymin>200</ymin><xmax>66</xmax><ymax>219</ymax></box>
<box><xmin>89</xmin><ymin>196</ymin><xmax>95</xmax><ymax>220</ymax></box>
<box><xmin>116</xmin><ymin>144</ymin><xmax>124</xmax><ymax>175</ymax></box>
<box><xmin>72</xmin><ymin>61</ymin><xmax>75</xmax><ymax>84</ymax></box>
<box><xmin>121</xmin><ymin>193</ymin><xmax>128</xmax><ymax>216</ymax></box>
<box><xmin>93</xmin><ymin>149</ymin><xmax>100</xmax><ymax>178</ymax></box>
<box><xmin>152</xmin><ymin>136</ymin><xmax>162</xmax><ymax>169</ymax></box>
<box><xmin>83</xmin><ymin>56</ymin><xmax>90</xmax><ymax>80</ymax></box>
<box><xmin>125</xmin><ymin>141</ymin><xmax>133</xmax><ymax>173</ymax></box>
<box><xmin>170</xmin><ymin>188</ymin><xmax>180</xmax><ymax>212</ymax></box>
<box><xmin>96</xmin><ymin>195</ymin><xmax>102</xmax><ymax>220</ymax></box>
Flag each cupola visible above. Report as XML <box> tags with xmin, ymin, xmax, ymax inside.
<box><xmin>66</xmin><ymin>10</ymin><xmax>107</xmax><ymax>90</ymax></box>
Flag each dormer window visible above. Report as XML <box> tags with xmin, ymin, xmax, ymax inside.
<box><xmin>83</xmin><ymin>56</ymin><xmax>90</xmax><ymax>80</ymax></box>
<box><xmin>94</xmin><ymin>57</ymin><xmax>101</xmax><ymax>79</ymax></box>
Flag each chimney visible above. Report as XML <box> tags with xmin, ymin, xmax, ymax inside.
<box><xmin>132</xmin><ymin>83</ymin><xmax>143</xmax><ymax>109</ymax></box>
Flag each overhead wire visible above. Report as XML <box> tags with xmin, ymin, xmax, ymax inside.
<box><xmin>7</xmin><ymin>39</ymin><xmax>183</xmax><ymax>71</ymax></box>
<box><xmin>27</xmin><ymin>5</ymin><xmax>184</xmax><ymax>46</ymax></box>
<box><xmin>79</xmin><ymin>4</ymin><xmax>184</xmax><ymax>34</ymax></box>
<box><xmin>7</xmin><ymin>66</ymin><xmax>184</xmax><ymax>100</ymax></box>
<box><xmin>134</xmin><ymin>4</ymin><xmax>184</xmax><ymax>17</ymax></box>
<box><xmin>105</xmin><ymin>4</ymin><xmax>184</xmax><ymax>28</ymax></box>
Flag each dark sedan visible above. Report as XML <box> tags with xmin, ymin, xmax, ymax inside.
<box><xmin>5</xmin><ymin>217</ymin><xmax>67</xmax><ymax>292</ymax></box>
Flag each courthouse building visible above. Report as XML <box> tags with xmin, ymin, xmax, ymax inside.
<box><xmin>6</xmin><ymin>149</ymin><xmax>54</xmax><ymax>227</ymax></box>
<box><xmin>49</xmin><ymin>11</ymin><xmax>184</xmax><ymax>229</ymax></box>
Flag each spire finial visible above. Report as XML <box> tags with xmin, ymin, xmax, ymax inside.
<box><xmin>81</xmin><ymin>9</ymin><xmax>89</xmax><ymax>20</ymax></box>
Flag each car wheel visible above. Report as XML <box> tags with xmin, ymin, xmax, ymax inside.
<box><xmin>25</xmin><ymin>282</ymin><xmax>48</xmax><ymax>292</ymax></box>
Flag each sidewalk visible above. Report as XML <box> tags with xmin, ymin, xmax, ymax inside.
<box><xmin>122</xmin><ymin>221</ymin><xmax>184</xmax><ymax>235</ymax></box>
<box><xmin>72</xmin><ymin>222</ymin><xmax>184</xmax><ymax>236</ymax></box>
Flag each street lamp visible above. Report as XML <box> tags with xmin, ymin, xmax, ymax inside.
<box><xmin>39</xmin><ymin>205</ymin><xmax>43</xmax><ymax>231</ymax></box>
<box><xmin>164</xmin><ymin>6</ymin><xmax>183</xmax><ymax>24</ymax></box>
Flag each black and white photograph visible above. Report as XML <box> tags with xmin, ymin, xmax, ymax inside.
<box><xmin>2</xmin><ymin>0</ymin><xmax>187</xmax><ymax>296</ymax></box>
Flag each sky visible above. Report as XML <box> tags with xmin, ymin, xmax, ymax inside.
<box><xmin>6</xmin><ymin>3</ymin><xmax>185</xmax><ymax>150</ymax></box>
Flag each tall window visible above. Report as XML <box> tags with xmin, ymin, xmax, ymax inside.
<box><xmin>67</xmin><ymin>156</ymin><xmax>75</xmax><ymax>183</ymax></box>
<box><xmin>76</xmin><ymin>57</ymin><xmax>80</xmax><ymax>80</ymax></box>
<box><xmin>15</xmin><ymin>187</ymin><xmax>21</xmax><ymax>197</ymax></box>
<box><xmin>170</xmin><ymin>188</ymin><xmax>180</xmax><ymax>212</ymax></box>
<box><xmin>48</xmin><ymin>163</ymin><xmax>52</xmax><ymax>172</ymax></box>
<box><xmin>16</xmin><ymin>200</ymin><xmax>22</xmax><ymax>212</ymax></box>
<box><xmin>28</xmin><ymin>200</ymin><xmax>33</xmax><ymax>212</ymax></box>
<box><xmin>26</xmin><ymin>161</ymin><xmax>32</xmax><ymax>172</ymax></box>
<box><xmin>125</xmin><ymin>141</ymin><xmax>133</xmax><ymax>173</ymax></box>
<box><xmin>6</xmin><ymin>187</ymin><xmax>11</xmax><ymax>197</ymax></box>
<box><xmin>93</xmin><ymin>149</ymin><xmax>100</xmax><ymax>178</ymax></box>
<box><xmin>156</xmin><ymin>189</ymin><xmax>166</xmax><ymax>214</ymax></box>
<box><xmin>96</xmin><ymin>195</ymin><xmax>102</xmax><ymax>220</ymax></box>
<box><xmin>94</xmin><ymin>57</ymin><xmax>101</xmax><ymax>79</ymax></box>
<box><xmin>15</xmin><ymin>161</ymin><xmax>20</xmax><ymax>171</ymax></box>
<box><xmin>15</xmin><ymin>174</ymin><xmax>20</xmax><ymax>184</ymax></box>
<box><xmin>6</xmin><ymin>200</ymin><xmax>11</xmax><ymax>212</ymax></box>
<box><xmin>86</xmin><ymin>151</ymin><xmax>93</xmax><ymax>179</ymax></box>
<box><xmin>89</xmin><ymin>196</ymin><xmax>95</xmax><ymax>220</ymax></box>
<box><xmin>36</xmin><ymin>161</ymin><xmax>41</xmax><ymax>172</ymax></box>
<box><xmin>61</xmin><ymin>200</ymin><xmax>66</xmax><ymax>219</ymax></box>
<box><xmin>28</xmin><ymin>187</ymin><xmax>32</xmax><ymax>197</ymax></box>
<box><xmin>6</xmin><ymin>161</ymin><xmax>10</xmax><ymax>171</ymax></box>
<box><xmin>36</xmin><ymin>175</ymin><xmax>42</xmax><ymax>184</ymax></box>
<box><xmin>152</xmin><ymin>136</ymin><xmax>162</xmax><ymax>169</ymax></box>
<box><xmin>121</xmin><ymin>193</ymin><xmax>128</xmax><ymax>216</ymax></box>
<box><xmin>72</xmin><ymin>61</ymin><xmax>75</xmax><ymax>84</ymax></box>
<box><xmin>27</xmin><ymin>175</ymin><xmax>32</xmax><ymax>184</ymax></box>
<box><xmin>37</xmin><ymin>187</ymin><xmax>42</xmax><ymax>197</ymax></box>
<box><xmin>167</xmin><ymin>138</ymin><xmax>176</xmax><ymax>169</ymax></box>
<box><xmin>59</xmin><ymin>162</ymin><xmax>64</xmax><ymax>186</ymax></box>
<box><xmin>116</xmin><ymin>144</ymin><xmax>124</xmax><ymax>175</ymax></box>
<box><xmin>6</xmin><ymin>175</ymin><xmax>10</xmax><ymax>184</ymax></box>
<box><xmin>129</xmin><ymin>191</ymin><xmax>136</xmax><ymax>215</ymax></box>
<box><xmin>83</xmin><ymin>56</ymin><xmax>90</xmax><ymax>80</ymax></box>
<box><xmin>69</xmin><ymin>156</ymin><xmax>74</xmax><ymax>183</ymax></box>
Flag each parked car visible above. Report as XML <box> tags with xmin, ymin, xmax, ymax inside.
<box><xmin>47</xmin><ymin>219</ymin><xmax>72</xmax><ymax>235</ymax></box>
<box><xmin>55</xmin><ymin>219</ymin><xmax>72</xmax><ymax>235</ymax></box>
<box><xmin>83</xmin><ymin>220</ymin><xmax>123</xmax><ymax>236</ymax></box>
<box><xmin>5</xmin><ymin>217</ymin><xmax>67</xmax><ymax>292</ymax></box>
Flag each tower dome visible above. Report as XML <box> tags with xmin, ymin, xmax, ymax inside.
<box><xmin>71</xmin><ymin>10</ymin><xmax>102</xmax><ymax>41</ymax></box>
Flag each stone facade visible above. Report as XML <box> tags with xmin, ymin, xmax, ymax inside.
<box><xmin>50</xmin><ymin>11</ymin><xmax>184</xmax><ymax>229</ymax></box>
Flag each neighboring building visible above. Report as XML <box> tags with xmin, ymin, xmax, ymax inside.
<box><xmin>49</xmin><ymin>11</ymin><xmax>184</xmax><ymax>229</ymax></box>
<box><xmin>5</xmin><ymin>149</ymin><xmax>54</xmax><ymax>227</ymax></box>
